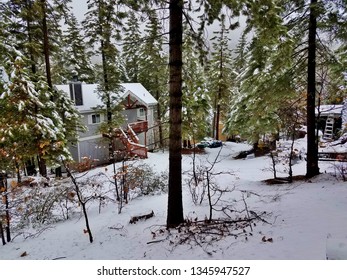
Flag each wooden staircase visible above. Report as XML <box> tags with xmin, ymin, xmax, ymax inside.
<box><xmin>116</xmin><ymin>121</ymin><xmax>148</xmax><ymax>158</ymax></box>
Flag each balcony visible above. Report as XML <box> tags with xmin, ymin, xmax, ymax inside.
<box><xmin>129</xmin><ymin>120</ymin><xmax>148</xmax><ymax>133</ymax></box>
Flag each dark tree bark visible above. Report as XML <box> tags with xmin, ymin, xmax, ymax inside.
<box><xmin>166</xmin><ymin>0</ymin><xmax>184</xmax><ymax>228</ymax></box>
<box><xmin>37</xmin><ymin>0</ymin><xmax>52</xmax><ymax>177</ymax></box>
<box><xmin>26</xmin><ymin>0</ymin><xmax>37</xmax><ymax>76</ymax></box>
<box><xmin>215</xmin><ymin>35</ymin><xmax>224</xmax><ymax>141</ymax></box>
<box><xmin>0</xmin><ymin>173</ymin><xmax>10</xmax><ymax>242</ymax></box>
<box><xmin>0</xmin><ymin>221</ymin><xmax>5</xmax><ymax>245</ymax></box>
<box><xmin>25</xmin><ymin>0</ymin><xmax>43</xmax><ymax>177</ymax></box>
<box><xmin>212</xmin><ymin>96</ymin><xmax>217</xmax><ymax>138</ymax></box>
<box><xmin>101</xmin><ymin>39</ymin><xmax>112</xmax><ymax>123</ymax></box>
<box><xmin>306</xmin><ymin>0</ymin><xmax>320</xmax><ymax>178</ymax></box>
<box><xmin>41</xmin><ymin>0</ymin><xmax>52</xmax><ymax>89</ymax></box>
<box><xmin>215</xmin><ymin>101</ymin><xmax>221</xmax><ymax>140</ymax></box>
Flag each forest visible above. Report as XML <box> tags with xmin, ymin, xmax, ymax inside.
<box><xmin>0</xmin><ymin>0</ymin><xmax>347</xmax><ymax>259</ymax></box>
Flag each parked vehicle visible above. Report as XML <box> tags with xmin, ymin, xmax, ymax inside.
<box><xmin>209</xmin><ymin>140</ymin><xmax>223</xmax><ymax>148</ymax></box>
<box><xmin>196</xmin><ymin>138</ymin><xmax>223</xmax><ymax>149</ymax></box>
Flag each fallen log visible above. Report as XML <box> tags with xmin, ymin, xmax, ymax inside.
<box><xmin>129</xmin><ymin>210</ymin><xmax>154</xmax><ymax>224</ymax></box>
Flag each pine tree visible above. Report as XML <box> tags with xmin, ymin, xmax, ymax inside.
<box><xmin>166</xmin><ymin>0</ymin><xmax>184</xmax><ymax>228</ymax></box>
<box><xmin>208</xmin><ymin>14</ymin><xmax>235</xmax><ymax>140</ymax></box>
<box><xmin>83</xmin><ymin>0</ymin><xmax>126</xmax><ymax>201</ymax></box>
<box><xmin>0</xmin><ymin>0</ymin><xmax>84</xmax><ymax>175</ymax></box>
<box><xmin>306</xmin><ymin>0</ymin><xmax>319</xmax><ymax>177</ymax></box>
<box><xmin>0</xmin><ymin>49</ymin><xmax>71</xmax><ymax>173</ymax></box>
<box><xmin>224</xmin><ymin>0</ymin><xmax>347</xmax><ymax>177</ymax></box>
<box><xmin>122</xmin><ymin>11</ymin><xmax>141</xmax><ymax>82</ymax></box>
<box><xmin>83</xmin><ymin>0</ymin><xmax>126</xmax><ymax>132</ymax></box>
<box><xmin>224</xmin><ymin>17</ymin><xmax>298</xmax><ymax>144</ymax></box>
<box><xmin>133</xmin><ymin>0</ymin><xmax>247</xmax><ymax>228</ymax></box>
<box><xmin>182</xmin><ymin>29</ymin><xmax>211</xmax><ymax>144</ymax></box>
<box><xmin>136</xmin><ymin>0</ymin><xmax>277</xmax><ymax>227</ymax></box>
<box><xmin>1</xmin><ymin>1</ymin><xmax>42</xmax><ymax>75</ymax></box>
<box><xmin>138</xmin><ymin>9</ymin><xmax>169</xmax><ymax>148</ymax></box>
<box><xmin>53</xmin><ymin>13</ymin><xmax>95</xmax><ymax>84</ymax></box>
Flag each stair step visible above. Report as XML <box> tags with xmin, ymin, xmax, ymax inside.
<box><xmin>324</xmin><ymin>115</ymin><xmax>335</xmax><ymax>140</ymax></box>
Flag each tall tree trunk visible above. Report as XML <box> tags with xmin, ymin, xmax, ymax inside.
<box><xmin>101</xmin><ymin>39</ymin><xmax>112</xmax><ymax>122</ymax></box>
<box><xmin>166</xmin><ymin>0</ymin><xmax>184</xmax><ymax>228</ymax></box>
<box><xmin>101</xmin><ymin>39</ymin><xmax>119</xmax><ymax>200</ymax></box>
<box><xmin>215</xmin><ymin>104</ymin><xmax>221</xmax><ymax>140</ymax></box>
<box><xmin>0</xmin><ymin>221</ymin><xmax>5</xmax><ymax>245</ymax></box>
<box><xmin>41</xmin><ymin>0</ymin><xmax>59</xmax><ymax>177</ymax></box>
<box><xmin>26</xmin><ymin>0</ymin><xmax>36</xmax><ymax>75</ymax></box>
<box><xmin>26</xmin><ymin>0</ymin><xmax>39</xmax><ymax>175</ymax></box>
<box><xmin>37</xmin><ymin>156</ymin><xmax>47</xmax><ymax>178</ymax></box>
<box><xmin>306</xmin><ymin>0</ymin><xmax>320</xmax><ymax>178</ymax></box>
<box><xmin>215</xmin><ymin>36</ymin><xmax>224</xmax><ymax>141</ymax></box>
<box><xmin>41</xmin><ymin>0</ymin><xmax>52</xmax><ymax>90</ymax></box>
<box><xmin>99</xmin><ymin>6</ymin><xmax>120</xmax><ymax>200</ymax></box>
<box><xmin>212</xmin><ymin>96</ymin><xmax>217</xmax><ymax>138</ymax></box>
<box><xmin>0</xmin><ymin>173</ymin><xmax>10</xmax><ymax>242</ymax></box>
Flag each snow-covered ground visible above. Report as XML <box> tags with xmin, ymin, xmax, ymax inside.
<box><xmin>0</xmin><ymin>138</ymin><xmax>346</xmax><ymax>262</ymax></box>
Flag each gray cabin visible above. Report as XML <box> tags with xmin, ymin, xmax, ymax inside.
<box><xmin>55</xmin><ymin>82</ymin><xmax>158</xmax><ymax>165</ymax></box>
<box><xmin>316</xmin><ymin>104</ymin><xmax>344</xmax><ymax>140</ymax></box>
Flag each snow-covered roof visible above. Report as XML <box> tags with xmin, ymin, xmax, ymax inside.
<box><xmin>122</xmin><ymin>83</ymin><xmax>157</xmax><ymax>107</ymax></box>
<box><xmin>55</xmin><ymin>83</ymin><xmax>157</xmax><ymax>112</ymax></box>
<box><xmin>315</xmin><ymin>104</ymin><xmax>343</xmax><ymax>117</ymax></box>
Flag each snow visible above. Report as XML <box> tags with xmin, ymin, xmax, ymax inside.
<box><xmin>0</xmin><ymin>138</ymin><xmax>346</xmax><ymax>280</ymax></box>
<box><xmin>1</xmin><ymin>137</ymin><xmax>346</xmax><ymax>263</ymax></box>
<box><xmin>123</xmin><ymin>83</ymin><xmax>158</xmax><ymax>106</ymax></box>
<box><xmin>319</xmin><ymin>133</ymin><xmax>347</xmax><ymax>153</ymax></box>
<box><xmin>0</xmin><ymin>138</ymin><xmax>347</xmax><ymax>280</ymax></box>
<box><xmin>315</xmin><ymin>104</ymin><xmax>343</xmax><ymax>117</ymax></box>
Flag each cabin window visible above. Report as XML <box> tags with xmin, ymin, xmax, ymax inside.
<box><xmin>69</xmin><ymin>83</ymin><xmax>83</xmax><ymax>106</ymax></box>
<box><xmin>137</xmin><ymin>108</ymin><xmax>146</xmax><ymax>120</ymax></box>
<box><xmin>89</xmin><ymin>114</ymin><xmax>101</xmax><ymax>124</ymax></box>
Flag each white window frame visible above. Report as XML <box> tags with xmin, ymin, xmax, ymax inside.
<box><xmin>137</xmin><ymin>108</ymin><xmax>146</xmax><ymax>120</ymax></box>
<box><xmin>88</xmin><ymin>113</ymin><xmax>103</xmax><ymax>125</ymax></box>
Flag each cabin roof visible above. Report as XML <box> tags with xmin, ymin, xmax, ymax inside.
<box><xmin>55</xmin><ymin>83</ymin><xmax>157</xmax><ymax>112</ymax></box>
<box><xmin>315</xmin><ymin>104</ymin><xmax>343</xmax><ymax>117</ymax></box>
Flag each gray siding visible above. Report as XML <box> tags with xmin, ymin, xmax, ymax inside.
<box><xmin>79</xmin><ymin>137</ymin><xmax>109</xmax><ymax>165</ymax></box>
<box><xmin>69</xmin><ymin>144</ymin><xmax>79</xmax><ymax>162</ymax></box>
<box><xmin>79</xmin><ymin>113</ymin><xmax>103</xmax><ymax>138</ymax></box>
<box><xmin>122</xmin><ymin>109</ymin><xmax>138</xmax><ymax>125</ymax></box>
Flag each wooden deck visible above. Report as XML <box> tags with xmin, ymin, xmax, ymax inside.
<box><xmin>318</xmin><ymin>152</ymin><xmax>347</xmax><ymax>162</ymax></box>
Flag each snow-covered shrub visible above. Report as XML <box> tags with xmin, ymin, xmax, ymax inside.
<box><xmin>185</xmin><ymin>152</ymin><xmax>236</xmax><ymax>221</ymax></box>
<box><xmin>333</xmin><ymin>161</ymin><xmax>347</xmax><ymax>181</ymax></box>
<box><xmin>267</xmin><ymin>140</ymin><xmax>304</xmax><ymax>181</ymax></box>
<box><xmin>123</xmin><ymin>163</ymin><xmax>168</xmax><ymax>199</ymax></box>
<box><xmin>11</xmin><ymin>179</ymin><xmax>77</xmax><ymax>230</ymax></box>
<box><xmin>186</xmin><ymin>161</ymin><xmax>208</xmax><ymax>205</ymax></box>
